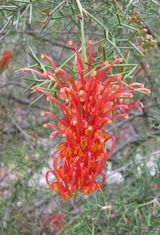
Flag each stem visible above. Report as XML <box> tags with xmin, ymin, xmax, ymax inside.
<box><xmin>75</xmin><ymin>0</ymin><xmax>87</xmax><ymax>65</ymax></box>
<box><xmin>80</xmin><ymin>17</ymin><xmax>87</xmax><ymax>64</ymax></box>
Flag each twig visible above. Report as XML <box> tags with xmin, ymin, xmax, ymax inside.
<box><xmin>9</xmin><ymin>114</ymin><xmax>35</xmax><ymax>142</ymax></box>
<box><xmin>0</xmin><ymin>83</ymin><xmax>26</xmax><ymax>89</ymax></box>
<box><xmin>26</xmin><ymin>30</ymin><xmax>73</xmax><ymax>50</ymax></box>
<box><xmin>41</xmin><ymin>0</ymin><xmax>66</xmax><ymax>32</ymax></box>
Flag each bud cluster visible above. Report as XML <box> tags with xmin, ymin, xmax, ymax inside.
<box><xmin>128</xmin><ymin>12</ymin><xmax>157</xmax><ymax>50</ymax></box>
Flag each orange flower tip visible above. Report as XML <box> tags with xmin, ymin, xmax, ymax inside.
<box><xmin>83</xmin><ymin>188</ymin><xmax>90</xmax><ymax>194</ymax></box>
<box><xmin>32</xmin><ymin>87</ymin><xmax>38</xmax><ymax>92</ymax></box>
<box><xmin>66</xmin><ymin>87</ymin><xmax>71</xmax><ymax>92</ymax></box>
<box><xmin>107</xmin><ymin>120</ymin><xmax>112</xmax><ymax>124</ymax></box>
<box><xmin>103</xmin><ymin>60</ymin><xmax>109</xmax><ymax>66</ymax></box>
<box><xmin>43</xmin><ymin>123</ymin><xmax>49</xmax><ymax>128</ymax></box>
<box><xmin>88</xmin><ymin>126</ymin><xmax>93</xmax><ymax>131</ymax></box>
<box><xmin>140</xmin><ymin>83</ymin><xmax>144</xmax><ymax>88</ymax></box>
<box><xmin>55</xmin><ymin>68</ymin><xmax>61</xmax><ymax>73</ymax></box>
<box><xmin>46</xmin><ymin>96</ymin><xmax>51</xmax><ymax>102</ymax></box>
<box><xmin>94</xmin><ymin>132</ymin><xmax>98</xmax><ymax>138</ymax></box>
<box><xmin>100</xmin><ymin>138</ymin><xmax>105</xmax><ymax>143</ymax></box>
<box><xmin>63</xmin><ymin>193</ymin><xmax>71</xmax><ymax>200</ymax></box>
<box><xmin>124</xmin><ymin>115</ymin><xmax>129</xmax><ymax>119</ymax></box>
<box><xmin>146</xmin><ymin>89</ymin><xmax>151</xmax><ymax>95</ymax></box>
<box><xmin>58</xmin><ymin>144</ymin><xmax>65</xmax><ymax>151</ymax></box>
<box><xmin>65</xmin><ymin>98</ymin><xmax>69</xmax><ymax>103</ymax></box>
<box><xmin>41</xmin><ymin>54</ymin><xmax>45</xmax><ymax>59</ymax></box>
<box><xmin>60</xmin><ymin>87</ymin><xmax>65</xmax><ymax>93</ymax></box>
<box><xmin>79</xmin><ymin>90</ymin><xmax>84</xmax><ymax>96</ymax></box>
<box><xmin>43</xmin><ymin>70</ymin><xmax>48</xmax><ymax>76</ymax></box>
<box><xmin>92</xmin><ymin>184</ymin><xmax>98</xmax><ymax>191</ymax></box>
<box><xmin>41</xmin><ymin>111</ymin><xmax>45</xmax><ymax>116</ymax></box>
<box><xmin>71</xmin><ymin>120</ymin><xmax>77</xmax><ymax>126</ymax></box>
<box><xmin>88</xmin><ymin>40</ymin><xmax>93</xmax><ymax>45</ymax></box>
<box><xmin>51</xmin><ymin>185</ymin><xmax>59</xmax><ymax>192</ymax></box>
<box><xmin>69</xmin><ymin>40</ymin><xmax>74</xmax><ymax>46</ymax></box>
<box><xmin>91</xmin><ymin>70</ymin><xmax>97</xmax><ymax>76</ymax></box>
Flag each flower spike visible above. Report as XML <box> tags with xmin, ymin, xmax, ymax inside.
<box><xmin>22</xmin><ymin>40</ymin><xmax>150</xmax><ymax>200</ymax></box>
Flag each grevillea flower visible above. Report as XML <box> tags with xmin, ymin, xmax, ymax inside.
<box><xmin>0</xmin><ymin>50</ymin><xmax>13</xmax><ymax>71</ymax></box>
<box><xmin>21</xmin><ymin>40</ymin><xmax>150</xmax><ymax>200</ymax></box>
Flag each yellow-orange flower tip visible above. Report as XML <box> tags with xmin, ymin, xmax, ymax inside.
<box><xmin>32</xmin><ymin>87</ymin><xmax>37</xmax><ymax>92</ymax></box>
<box><xmin>41</xmin><ymin>54</ymin><xmax>45</xmax><ymax>59</ymax></box>
<box><xmin>50</xmin><ymin>134</ymin><xmax>53</xmax><ymax>138</ymax></box>
<box><xmin>146</xmin><ymin>89</ymin><xmax>151</xmax><ymax>95</ymax></box>
<box><xmin>41</xmin><ymin>111</ymin><xmax>45</xmax><ymax>116</ymax></box>
<box><xmin>100</xmin><ymin>138</ymin><xmax>105</xmax><ymax>143</ymax></box>
<box><xmin>66</xmin><ymin>87</ymin><xmax>71</xmax><ymax>92</ymax></box>
<box><xmin>82</xmin><ymin>187</ymin><xmax>90</xmax><ymax>194</ymax></box>
<box><xmin>46</xmin><ymin>96</ymin><xmax>51</xmax><ymax>102</ymax></box>
<box><xmin>103</xmin><ymin>60</ymin><xmax>109</xmax><ymax>66</ymax></box>
<box><xmin>51</xmin><ymin>184</ymin><xmax>59</xmax><ymax>192</ymax></box>
<box><xmin>88</xmin><ymin>126</ymin><xmax>93</xmax><ymax>131</ymax></box>
<box><xmin>91</xmin><ymin>70</ymin><xmax>97</xmax><ymax>76</ymax></box>
<box><xmin>43</xmin><ymin>70</ymin><xmax>48</xmax><ymax>76</ymax></box>
<box><xmin>71</xmin><ymin>120</ymin><xmax>77</xmax><ymax>126</ymax></box>
<box><xmin>140</xmin><ymin>84</ymin><xmax>144</xmax><ymax>88</ymax></box>
<box><xmin>79</xmin><ymin>90</ymin><xmax>84</xmax><ymax>96</ymax></box>
<box><xmin>43</xmin><ymin>123</ymin><xmax>48</xmax><ymax>128</ymax></box>
<box><xmin>124</xmin><ymin>115</ymin><xmax>129</xmax><ymax>119</ymax></box>
<box><xmin>63</xmin><ymin>193</ymin><xmax>70</xmax><ymax>200</ymax></box>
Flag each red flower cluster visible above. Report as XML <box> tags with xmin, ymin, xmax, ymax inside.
<box><xmin>0</xmin><ymin>50</ymin><xmax>13</xmax><ymax>71</ymax></box>
<box><xmin>21</xmin><ymin>41</ymin><xmax>150</xmax><ymax>200</ymax></box>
